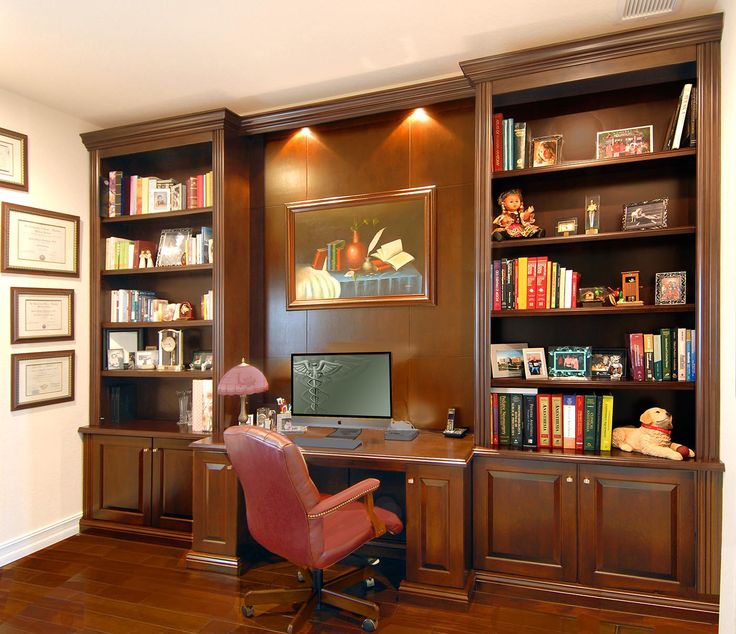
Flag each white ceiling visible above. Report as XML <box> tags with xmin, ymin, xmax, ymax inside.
<box><xmin>0</xmin><ymin>0</ymin><xmax>723</xmax><ymax>129</ymax></box>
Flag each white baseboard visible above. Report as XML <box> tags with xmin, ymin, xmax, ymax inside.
<box><xmin>0</xmin><ymin>513</ymin><xmax>82</xmax><ymax>567</ymax></box>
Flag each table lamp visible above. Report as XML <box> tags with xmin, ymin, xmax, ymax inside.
<box><xmin>217</xmin><ymin>358</ymin><xmax>269</xmax><ymax>425</ymax></box>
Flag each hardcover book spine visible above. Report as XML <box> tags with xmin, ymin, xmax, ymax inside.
<box><xmin>492</xmin><ymin>113</ymin><xmax>503</xmax><ymax>172</ymax></box>
<box><xmin>523</xmin><ymin>394</ymin><xmax>537</xmax><ymax>448</ymax></box>
<box><xmin>672</xmin><ymin>83</ymin><xmax>693</xmax><ymax>149</ymax></box>
<box><xmin>644</xmin><ymin>333</ymin><xmax>654</xmax><ymax>381</ymax></box>
<box><xmin>594</xmin><ymin>395</ymin><xmax>603</xmax><ymax>451</ymax></box>
<box><xmin>510</xmin><ymin>393</ymin><xmax>523</xmax><ymax>447</ymax></box>
<box><xmin>690</xmin><ymin>329</ymin><xmax>696</xmax><ymax>381</ymax></box>
<box><xmin>686</xmin><ymin>330</ymin><xmax>692</xmax><ymax>382</ymax></box>
<box><xmin>661</xmin><ymin>328</ymin><xmax>672</xmax><ymax>380</ymax></box>
<box><xmin>551</xmin><ymin>395</ymin><xmax>563</xmax><ymax>448</ymax></box>
<box><xmin>545</xmin><ymin>260</ymin><xmax>552</xmax><ymax>309</ymax></box>
<box><xmin>688</xmin><ymin>90</ymin><xmax>697</xmax><ymax>147</ymax></box>
<box><xmin>600</xmin><ymin>395</ymin><xmax>614</xmax><ymax>451</ymax></box>
<box><xmin>571</xmin><ymin>272</ymin><xmax>580</xmax><ymax>308</ymax></box>
<box><xmin>492</xmin><ymin>393</ymin><xmax>500</xmax><ymax>446</ymax></box>
<box><xmin>526</xmin><ymin>257</ymin><xmax>536</xmax><ymax>310</ymax></box>
<box><xmin>575</xmin><ymin>394</ymin><xmax>584</xmax><ymax>450</ymax></box>
<box><xmin>583</xmin><ymin>394</ymin><xmax>597</xmax><ymax>450</ymax></box>
<box><xmin>518</xmin><ymin>257</ymin><xmax>528</xmax><ymax>310</ymax></box>
<box><xmin>537</xmin><ymin>394</ymin><xmax>551</xmax><ymax>448</ymax></box>
<box><xmin>505</xmin><ymin>118</ymin><xmax>515</xmax><ymax>170</ymax></box>
<box><xmin>562</xmin><ymin>394</ymin><xmax>576</xmax><ymax>449</ymax></box>
<box><xmin>498</xmin><ymin>394</ymin><xmax>510</xmax><ymax>446</ymax></box>
<box><xmin>513</xmin><ymin>259</ymin><xmax>519</xmax><ymax>309</ymax></box>
<box><xmin>558</xmin><ymin>267</ymin><xmax>566</xmax><ymax>309</ymax></box>
<box><xmin>513</xmin><ymin>122</ymin><xmax>527</xmax><ymax>169</ymax></box>
<box><xmin>493</xmin><ymin>260</ymin><xmax>502</xmax><ymax>311</ymax></box>
<box><xmin>629</xmin><ymin>333</ymin><xmax>645</xmax><ymax>381</ymax></box>
<box><xmin>564</xmin><ymin>269</ymin><xmax>573</xmax><ymax>309</ymax></box>
<box><xmin>505</xmin><ymin>259</ymin><xmax>514</xmax><ymax>310</ymax></box>
<box><xmin>551</xmin><ymin>263</ymin><xmax>558</xmax><ymax>309</ymax></box>
<box><xmin>536</xmin><ymin>256</ymin><xmax>548</xmax><ymax>309</ymax></box>
<box><xmin>677</xmin><ymin>327</ymin><xmax>687</xmax><ymax>381</ymax></box>
<box><xmin>653</xmin><ymin>334</ymin><xmax>663</xmax><ymax>381</ymax></box>
<box><xmin>108</xmin><ymin>170</ymin><xmax>118</xmax><ymax>217</ymax></box>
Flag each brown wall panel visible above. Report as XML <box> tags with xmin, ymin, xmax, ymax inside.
<box><xmin>264</xmin><ymin>100</ymin><xmax>475</xmax><ymax>431</ymax></box>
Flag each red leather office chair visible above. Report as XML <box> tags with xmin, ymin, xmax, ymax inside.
<box><xmin>224</xmin><ymin>425</ymin><xmax>403</xmax><ymax>633</ymax></box>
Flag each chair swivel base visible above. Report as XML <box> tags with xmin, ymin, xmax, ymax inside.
<box><xmin>242</xmin><ymin>566</ymin><xmax>382</xmax><ymax>633</ymax></box>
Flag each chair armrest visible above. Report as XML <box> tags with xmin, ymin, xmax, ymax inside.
<box><xmin>307</xmin><ymin>478</ymin><xmax>381</xmax><ymax>518</ymax></box>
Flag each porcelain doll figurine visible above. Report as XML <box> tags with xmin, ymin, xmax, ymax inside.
<box><xmin>492</xmin><ymin>188</ymin><xmax>545</xmax><ymax>240</ymax></box>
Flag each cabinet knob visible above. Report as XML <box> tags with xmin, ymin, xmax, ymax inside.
<box><xmin>226</xmin><ymin>465</ymin><xmax>233</xmax><ymax>470</ymax></box>
<box><xmin>142</xmin><ymin>448</ymin><xmax>149</xmax><ymax>453</ymax></box>
<box><xmin>407</xmin><ymin>478</ymin><xmax>414</xmax><ymax>485</ymax></box>
<box><xmin>583</xmin><ymin>478</ymin><xmax>591</xmax><ymax>485</ymax></box>
<box><xmin>566</xmin><ymin>476</ymin><xmax>573</xmax><ymax>483</ymax></box>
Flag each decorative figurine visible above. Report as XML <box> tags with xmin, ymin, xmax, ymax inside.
<box><xmin>585</xmin><ymin>195</ymin><xmax>601</xmax><ymax>235</ymax></box>
<box><xmin>619</xmin><ymin>271</ymin><xmax>643</xmax><ymax>305</ymax></box>
<box><xmin>492</xmin><ymin>188</ymin><xmax>545</xmax><ymax>240</ymax></box>
<box><xmin>612</xmin><ymin>407</ymin><xmax>694</xmax><ymax>461</ymax></box>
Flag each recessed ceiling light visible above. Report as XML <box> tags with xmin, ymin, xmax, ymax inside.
<box><xmin>622</xmin><ymin>0</ymin><xmax>678</xmax><ymax>20</ymax></box>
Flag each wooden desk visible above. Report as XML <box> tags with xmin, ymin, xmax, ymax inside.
<box><xmin>187</xmin><ymin>428</ymin><xmax>476</xmax><ymax>602</ymax></box>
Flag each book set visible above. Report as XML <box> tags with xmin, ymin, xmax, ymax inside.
<box><xmin>491</xmin><ymin>389</ymin><xmax>615</xmax><ymax>452</ymax></box>
<box><xmin>109</xmin><ymin>289</ymin><xmax>212</xmax><ymax>323</ymax></box>
<box><xmin>628</xmin><ymin>329</ymin><xmax>696</xmax><ymax>382</ymax></box>
<box><xmin>105</xmin><ymin>170</ymin><xmax>213</xmax><ymax>217</ymax></box>
<box><xmin>105</xmin><ymin>227</ymin><xmax>212</xmax><ymax>270</ymax></box>
<box><xmin>492</xmin><ymin>256</ymin><xmax>580</xmax><ymax>310</ymax></box>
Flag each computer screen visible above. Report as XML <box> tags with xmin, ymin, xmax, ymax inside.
<box><xmin>290</xmin><ymin>352</ymin><xmax>392</xmax><ymax>427</ymax></box>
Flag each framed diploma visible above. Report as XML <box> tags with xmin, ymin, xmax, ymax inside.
<box><xmin>11</xmin><ymin>287</ymin><xmax>74</xmax><ymax>343</ymax></box>
<box><xmin>2</xmin><ymin>202</ymin><xmax>79</xmax><ymax>277</ymax></box>
<box><xmin>0</xmin><ymin>127</ymin><xmax>28</xmax><ymax>191</ymax></box>
<box><xmin>11</xmin><ymin>350</ymin><xmax>75</xmax><ymax>411</ymax></box>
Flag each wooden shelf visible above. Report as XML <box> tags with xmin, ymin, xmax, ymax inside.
<box><xmin>79</xmin><ymin>421</ymin><xmax>208</xmax><ymax>440</ymax></box>
<box><xmin>101</xmin><ymin>207</ymin><xmax>213</xmax><ymax>224</ymax></box>
<box><xmin>490</xmin><ymin>226</ymin><xmax>695</xmax><ymax>251</ymax></box>
<box><xmin>102</xmin><ymin>264</ymin><xmax>212</xmax><ymax>276</ymax></box>
<box><xmin>491</xmin><ymin>377</ymin><xmax>695</xmax><ymax>390</ymax></box>
<box><xmin>491</xmin><ymin>148</ymin><xmax>696</xmax><ymax>180</ymax></box>
<box><xmin>492</xmin><ymin>304</ymin><xmax>695</xmax><ymax>318</ymax></box>
<box><xmin>101</xmin><ymin>320</ymin><xmax>213</xmax><ymax>329</ymax></box>
<box><xmin>101</xmin><ymin>370</ymin><xmax>213</xmax><ymax>378</ymax></box>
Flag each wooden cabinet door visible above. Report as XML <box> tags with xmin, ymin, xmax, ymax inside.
<box><xmin>151</xmin><ymin>438</ymin><xmax>194</xmax><ymax>533</ymax></box>
<box><xmin>405</xmin><ymin>464</ymin><xmax>470</xmax><ymax>589</ymax></box>
<box><xmin>89</xmin><ymin>435</ymin><xmax>151</xmax><ymax>526</ymax></box>
<box><xmin>473</xmin><ymin>457</ymin><xmax>577</xmax><ymax>582</ymax></box>
<box><xmin>578</xmin><ymin>465</ymin><xmax>696</xmax><ymax>596</ymax></box>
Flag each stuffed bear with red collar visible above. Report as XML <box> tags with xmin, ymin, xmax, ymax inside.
<box><xmin>611</xmin><ymin>407</ymin><xmax>694</xmax><ymax>460</ymax></box>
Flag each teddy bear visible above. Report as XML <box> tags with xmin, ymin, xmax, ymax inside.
<box><xmin>611</xmin><ymin>407</ymin><xmax>694</xmax><ymax>461</ymax></box>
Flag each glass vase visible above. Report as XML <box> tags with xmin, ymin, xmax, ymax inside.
<box><xmin>176</xmin><ymin>389</ymin><xmax>192</xmax><ymax>430</ymax></box>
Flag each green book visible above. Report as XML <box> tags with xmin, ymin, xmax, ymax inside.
<box><xmin>660</xmin><ymin>328</ymin><xmax>672</xmax><ymax>381</ymax></box>
<box><xmin>583</xmin><ymin>394</ymin><xmax>597</xmax><ymax>450</ymax></box>
<box><xmin>653</xmin><ymin>334</ymin><xmax>663</xmax><ymax>381</ymax></box>
<box><xmin>594</xmin><ymin>395</ymin><xmax>603</xmax><ymax>451</ymax></box>
<box><xmin>498</xmin><ymin>394</ymin><xmax>511</xmax><ymax>445</ymax></box>
<box><xmin>510</xmin><ymin>393</ymin><xmax>523</xmax><ymax>446</ymax></box>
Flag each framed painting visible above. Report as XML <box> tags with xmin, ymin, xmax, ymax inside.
<box><xmin>286</xmin><ymin>186</ymin><xmax>436</xmax><ymax>309</ymax></box>
<box><xmin>0</xmin><ymin>127</ymin><xmax>28</xmax><ymax>191</ymax></box>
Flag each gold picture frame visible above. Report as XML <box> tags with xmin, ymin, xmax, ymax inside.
<box><xmin>11</xmin><ymin>287</ymin><xmax>74</xmax><ymax>343</ymax></box>
<box><xmin>0</xmin><ymin>127</ymin><xmax>28</xmax><ymax>191</ymax></box>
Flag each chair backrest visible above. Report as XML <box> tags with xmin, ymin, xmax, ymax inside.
<box><xmin>224</xmin><ymin>425</ymin><xmax>322</xmax><ymax>567</ymax></box>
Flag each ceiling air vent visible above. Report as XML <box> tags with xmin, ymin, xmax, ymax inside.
<box><xmin>622</xmin><ymin>0</ymin><xmax>678</xmax><ymax>20</ymax></box>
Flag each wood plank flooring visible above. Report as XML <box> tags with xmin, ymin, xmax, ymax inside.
<box><xmin>0</xmin><ymin>534</ymin><xmax>719</xmax><ymax>633</ymax></box>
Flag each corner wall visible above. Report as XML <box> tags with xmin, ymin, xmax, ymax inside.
<box><xmin>0</xmin><ymin>88</ymin><xmax>95</xmax><ymax>564</ymax></box>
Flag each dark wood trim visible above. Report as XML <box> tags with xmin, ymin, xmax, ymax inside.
<box><xmin>10</xmin><ymin>287</ymin><xmax>74</xmax><ymax>343</ymax></box>
<box><xmin>240</xmin><ymin>76</ymin><xmax>473</xmax><ymax>135</ymax></box>
<box><xmin>491</xmin><ymin>377</ymin><xmax>695</xmax><ymax>391</ymax></box>
<box><xmin>80</xmin><ymin>109</ymin><xmax>240</xmax><ymax>151</ymax></box>
<box><xmin>697</xmin><ymin>470</ymin><xmax>722</xmax><ymax>596</ymax></box>
<box><xmin>101</xmin><ymin>207</ymin><xmax>213</xmax><ymax>224</ymax></box>
<box><xmin>490</xmin><ymin>226</ymin><xmax>695</xmax><ymax>250</ymax></box>
<box><xmin>399</xmin><ymin>570</ymin><xmax>476</xmax><ymax>604</ymax></box>
<box><xmin>101</xmin><ymin>369</ymin><xmax>213</xmax><ymax>378</ymax></box>
<box><xmin>0</xmin><ymin>126</ymin><xmax>28</xmax><ymax>192</ymax></box>
<box><xmin>90</xmin><ymin>150</ymin><xmax>101</xmax><ymax>427</ymax></box>
<box><xmin>460</xmin><ymin>13</ymin><xmax>722</xmax><ymax>84</ymax></box>
<box><xmin>101</xmin><ymin>263</ymin><xmax>213</xmax><ymax>277</ymax></box>
<box><xmin>79</xmin><ymin>518</ymin><xmax>192</xmax><ymax>545</ymax></box>
<box><xmin>101</xmin><ymin>320</ymin><xmax>212</xmax><ymax>329</ymax></box>
<box><xmin>492</xmin><ymin>304</ymin><xmax>695</xmax><ymax>318</ymax></box>
<box><xmin>11</xmin><ymin>349</ymin><xmax>75</xmax><ymax>411</ymax></box>
<box><xmin>185</xmin><ymin>551</ymin><xmax>245</xmax><ymax>575</ymax></box>
<box><xmin>78</xmin><ymin>423</ymin><xmax>207</xmax><ymax>441</ymax></box>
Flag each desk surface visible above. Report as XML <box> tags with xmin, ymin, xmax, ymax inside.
<box><xmin>192</xmin><ymin>427</ymin><xmax>474</xmax><ymax>468</ymax></box>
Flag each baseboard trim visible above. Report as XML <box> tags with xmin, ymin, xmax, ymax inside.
<box><xmin>0</xmin><ymin>513</ymin><xmax>82</xmax><ymax>567</ymax></box>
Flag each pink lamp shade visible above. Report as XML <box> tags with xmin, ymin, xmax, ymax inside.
<box><xmin>218</xmin><ymin>359</ymin><xmax>269</xmax><ymax>396</ymax></box>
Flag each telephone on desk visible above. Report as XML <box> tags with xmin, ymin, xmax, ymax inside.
<box><xmin>443</xmin><ymin>407</ymin><xmax>468</xmax><ymax>438</ymax></box>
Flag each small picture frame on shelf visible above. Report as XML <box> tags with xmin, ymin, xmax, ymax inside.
<box><xmin>531</xmin><ymin>135</ymin><xmax>562</xmax><ymax>167</ymax></box>
<box><xmin>578</xmin><ymin>286</ymin><xmax>607</xmax><ymax>306</ymax></box>
<box><xmin>622</xmin><ymin>198</ymin><xmax>668</xmax><ymax>231</ymax></box>
<box><xmin>105</xmin><ymin>329</ymin><xmax>143</xmax><ymax>369</ymax></box>
<box><xmin>655</xmin><ymin>271</ymin><xmax>687</xmax><ymax>305</ymax></box>
<box><xmin>547</xmin><ymin>346</ymin><xmax>592</xmax><ymax>378</ymax></box>
<box><xmin>585</xmin><ymin>195</ymin><xmax>601</xmax><ymax>234</ymax></box>
<box><xmin>156</xmin><ymin>228</ymin><xmax>192</xmax><ymax>267</ymax></box>
<box><xmin>151</xmin><ymin>188</ymin><xmax>171</xmax><ymax>213</ymax></box>
<box><xmin>107</xmin><ymin>348</ymin><xmax>125</xmax><ymax>370</ymax></box>
<box><xmin>134</xmin><ymin>350</ymin><xmax>157</xmax><ymax>370</ymax></box>
<box><xmin>490</xmin><ymin>343</ymin><xmax>528</xmax><ymax>378</ymax></box>
<box><xmin>596</xmin><ymin>125</ymin><xmax>653</xmax><ymax>159</ymax></box>
<box><xmin>522</xmin><ymin>348</ymin><xmax>548</xmax><ymax>379</ymax></box>
<box><xmin>191</xmin><ymin>350</ymin><xmax>213</xmax><ymax>371</ymax></box>
<box><xmin>591</xmin><ymin>348</ymin><xmax>627</xmax><ymax>380</ymax></box>
<box><xmin>555</xmin><ymin>217</ymin><xmax>578</xmax><ymax>236</ymax></box>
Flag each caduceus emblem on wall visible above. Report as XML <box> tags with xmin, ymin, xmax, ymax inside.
<box><xmin>293</xmin><ymin>359</ymin><xmax>345</xmax><ymax>411</ymax></box>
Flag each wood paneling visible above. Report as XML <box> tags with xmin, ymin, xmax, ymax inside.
<box><xmin>151</xmin><ymin>438</ymin><xmax>194</xmax><ymax>533</ymax></box>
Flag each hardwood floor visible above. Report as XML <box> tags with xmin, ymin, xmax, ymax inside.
<box><xmin>0</xmin><ymin>534</ymin><xmax>718</xmax><ymax>633</ymax></box>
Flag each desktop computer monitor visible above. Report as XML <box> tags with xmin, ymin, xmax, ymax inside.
<box><xmin>290</xmin><ymin>352</ymin><xmax>392</xmax><ymax>429</ymax></box>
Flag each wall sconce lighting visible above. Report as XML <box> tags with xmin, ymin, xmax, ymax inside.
<box><xmin>298</xmin><ymin>127</ymin><xmax>313</xmax><ymax>138</ymax></box>
<box><xmin>410</xmin><ymin>108</ymin><xmax>430</xmax><ymax>123</ymax></box>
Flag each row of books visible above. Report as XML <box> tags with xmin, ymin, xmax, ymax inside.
<box><xmin>628</xmin><ymin>329</ymin><xmax>695</xmax><ymax>382</ymax></box>
<box><xmin>192</xmin><ymin>379</ymin><xmax>214</xmax><ymax>433</ymax></box>
<box><xmin>109</xmin><ymin>289</ymin><xmax>212</xmax><ymax>322</ymax></box>
<box><xmin>663</xmin><ymin>83</ymin><xmax>697</xmax><ymax>151</ymax></box>
<box><xmin>105</xmin><ymin>171</ymin><xmax>213</xmax><ymax>217</ymax></box>
<box><xmin>492</xmin><ymin>388</ymin><xmax>614</xmax><ymax>451</ymax></box>
<box><xmin>201</xmin><ymin>290</ymin><xmax>214</xmax><ymax>321</ymax></box>
<box><xmin>105</xmin><ymin>227</ymin><xmax>212</xmax><ymax>270</ymax></box>
<box><xmin>492</xmin><ymin>115</ymin><xmax>527</xmax><ymax>171</ymax></box>
<box><xmin>493</xmin><ymin>257</ymin><xmax>580</xmax><ymax>310</ymax></box>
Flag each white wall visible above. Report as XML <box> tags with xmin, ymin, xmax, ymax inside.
<box><xmin>0</xmin><ymin>89</ymin><xmax>95</xmax><ymax>564</ymax></box>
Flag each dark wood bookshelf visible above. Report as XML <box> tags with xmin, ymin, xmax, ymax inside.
<box><xmin>491</xmin><ymin>148</ymin><xmax>696</xmax><ymax>181</ymax></box>
<box><xmin>492</xmin><ymin>304</ymin><xmax>695</xmax><ymax>318</ymax></box>
<box><xmin>79</xmin><ymin>421</ymin><xmax>208</xmax><ymax>440</ymax></box>
<box><xmin>491</xmin><ymin>377</ymin><xmax>695</xmax><ymax>391</ymax></box>
<box><xmin>101</xmin><ymin>320</ymin><xmax>212</xmax><ymax>329</ymax></box>
<box><xmin>101</xmin><ymin>369</ymin><xmax>213</xmax><ymax>378</ymax></box>
<box><xmin>102</xmin><ymin>263</ymin><xmax>212</xmax><ymax>276</ymax></box>
<box><xmin>101</xmin><ymin>207</ymin><xmax>213</xmax><ymax>224</ymax></box>
<box><xmin>490</xmin><ymin>226</ymin><xmax>695</xmax><ymax>251</ymax></box>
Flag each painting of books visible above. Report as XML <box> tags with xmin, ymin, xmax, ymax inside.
<box><xmin>286</xmin><ymin>186</ymin><xmax>436</xmax><ymax>309</ymax></box>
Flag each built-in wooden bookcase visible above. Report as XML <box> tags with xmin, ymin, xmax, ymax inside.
<box><xmin>462</xmin><ymin>14</ymin><xmax>723</xmax><ymax>609</ymax></box>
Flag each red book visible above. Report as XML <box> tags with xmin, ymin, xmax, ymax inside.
<box><xmin>629</xmin><ymin>333</ymin><xmax>645</xmax><ymax>381</ymax></box>
<box><xmin>537</xmin><ymin>394</ymin><xmax>551</xmax><ymax>448</ymax></box>
<box><xmin>575</xmin><ymin>395</ymin><xmax>584</xmax><ymax>450</ymax></box>
<box><xmin>492</xmin><ymin>393</ymin><xmax>500</xmax><ymax>446</ymax></box>
<box><xmin>196</xmin><ymin>174</ymin><xmax>205</xmax><ymax>208</ymax></box>
<box><xmin>571</xmin><ymin>271</ymin><xmax>580</xmax><ymax>308</ymax></box>
<box><xmin>493</xmin><ymin>260</ymin><xmax>502</xmax><ymax>311</ymax></box>
<box><xmin>312</xmin><ymin>248</ymin><xmax>327</xmax><ymax>269</ymax></box>
<box><xmin>492</xmin><ymin>113</ymin><xmax>503</xmax><ymax>172</ymax></box>
<box><xmin>535</xmin><ymin>256</ymin><xmax>548</xmax><ymax>309</ymax></box>
<box><xmin>513</xmin><ymin>259</ymin><xmax>519</xmax><ymax>309</ymax></box>
<box><xmin>526</xmin><ymin>257</ymin><xmax>537</xmax><ymax>310</ymax></box>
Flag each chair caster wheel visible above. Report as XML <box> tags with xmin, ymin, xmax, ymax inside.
<box><xmin>364</xmin><ymin>577</ymin><xmax>375</xmax><ymax>590</ymax></box>
<box><xmin>362</xmin><ymin>618</ymin><xmax>377</xmax><ymax>632</ymax></box>
<box><xmin>242</xmin><ymin>605</ymin><xmax>255</xmax><ymax>618</ymax></box>
<box><xmin>296</xmin><ymin>571</ymin><xmax>305</xmax><ymax>582</ymax></box>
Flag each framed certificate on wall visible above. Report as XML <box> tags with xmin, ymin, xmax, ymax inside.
<box><xmin>11</xmin><ymin>287</ymin><xmax>74</xmax><ymax>343</ymax></box>
<box><xmin>2</xmin><ymin>202</ymin><xmax>79</xmax><ymax>277</ymax></box>
<box><xmin>11</xmin><ymin>350</ymin><xmax>75</xmax><ymax>411</ymax></box>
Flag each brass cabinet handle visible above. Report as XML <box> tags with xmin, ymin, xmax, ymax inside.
<box><xmin>584</xmin><ymin>478</ymin><xmax>591</xmax><ymax>485</ymax></box>
<box><xmin>143</xmin><ymin>448</ymin><xmax>149</xmax><ymax>453</ymax></box>
<box><xmin>226</xmin><ymin>465</ymin><xmax>233</xmax><ymax>470</ymax></box>
<box><xmin>566</xmin><ymin>476</ymin><xmax>573</xmax><ymax>483</ymax></box>
<box><xmin>152</xmin><ymin>448</ymin><xmax>159</xmax><ymax>453</ymax></box>
<box><xmin>407</xmin><ymin>478</ymin><xmax>414</xmax><ymax>485</ymax></box>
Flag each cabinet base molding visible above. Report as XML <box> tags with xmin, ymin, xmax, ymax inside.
<box><xmin>185</xmin><ymin>550</ymin><xmax>244</xmax><ymax>575</ymax></box>
<box><xmin>79</xmin><ymin>519</ymin><xmax>192</xmax><ymax>547</ymax></box>
<box><xmin>475</xmin><ymin>571</ymin><xmax>718</xmax><ymax>624</ymax></box>
<box><xmin>399</xmin><ymin>570</ymin><xmax>476</xmax><ymax>604</ymax></box>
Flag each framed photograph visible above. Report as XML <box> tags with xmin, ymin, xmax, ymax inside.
<box><xmin>11</xmin><ymin>287</ymin><xmax>74</xmax><ymax>343</ymax></box>
<box><xmin>490</xmin><ymin>342</ymin><xmax>528</xmax><ymax>378</ymax></box>
<box><xmin>0</xmin><ymin>127</ymin><xmax>28</xmax><ymax>191</ymax></box>
<box><xmin>156</xmin><ymin>227</ymin><xmax>192</xmax><ymax>267</ymax></box>
<box><xmin>555</xmin><ymin>217</ymin><xmax>578</xmax><ymax>236</ymax></box>
<box><xmin>532</xmin><ymin>135</ymin><xmax>562</xmax><ymax>167</ymax></box>
<box><xmin>105</xmin><ymin>329</ymin><xmax>143</xmax><ymax>369</ymax></box>
<box><xmin>151</xmin><ymin>188</ymin><xmax>171</xmax><ymax>213</ymax></box>
<box><xmin>171</xmin><ymin>183</ymin><xmax>184</xmax><ymax>211</ymax></box>
<box><xmin>655</xmin><ymin>271</ymin><xmax>687</xmax><ymax>305</ymax></box>
<box><xmin>2</xmin><ymin>203</ymin><xmax>79</xmax><ymax>276</ymax></box>
<box><xmin>547</xmin><ymin>346</ymin><xmax>592</xmax><ymax>378</ymax></box>
<box><xmin>134</xmin><ymin>350</ymin><xmax>157</xmax><ymax>370</ymax></box>
<box><xmin>11</xmin><ymin>350</ymin><xmax>74</xmax><ymax>411</ymax></box>
<box><xmin>591</xmin><ymin>348</ymin><xmax>627</xmax><ymax>380</ymax></box>
<box><xmin>622</xmin><ymin>198</ymin><xmax>668</xmax><ymax>231</ymax></box>
<box><xmin>286</xmin><ymin>186</ymin><xmax>436</xmax><ymax>309</ymax></box>
<box><xmin>596</xmin><ymin>125</ymin><xmax>653</xmax><ymax>159</ymax></box>
<box><xmin>522</xmin><ymin>348</ymin><xmax>548</xmax><ymax>379</ymax></box>
<box><xmin>107</xmin><ymin>348</ymin><xmax>125</xmax><ymax>370</ymax></box>
<box><xmin>191</xmin><ymin>350</ymin><xmax>213</xmax><ymax>370</ymax></box>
